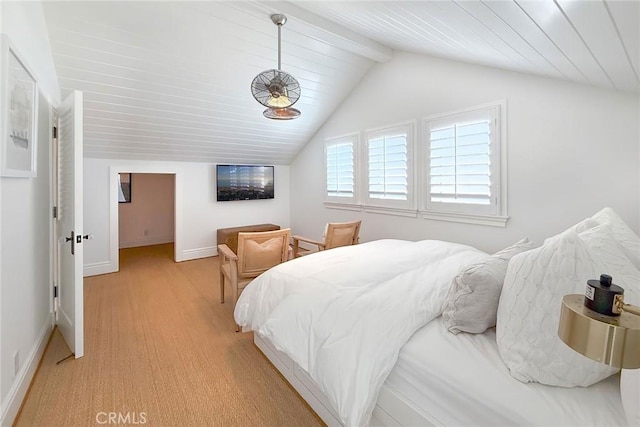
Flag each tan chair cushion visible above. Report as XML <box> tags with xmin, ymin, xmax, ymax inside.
<box><xmin>243</xmin><ymin>238</ymin><xmax>284</xmax><ymax>273</ymax></box>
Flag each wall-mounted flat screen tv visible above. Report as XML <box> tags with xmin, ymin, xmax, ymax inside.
<box><xmin>216</xmin><ymin>165</ymin><xmax>275</xmax><ymax>201</ymax></box>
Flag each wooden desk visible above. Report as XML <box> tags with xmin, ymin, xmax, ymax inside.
<box><xmin>216</xmin><ymin>224</ymin><xmax>280</xmax><ymax>254</ymax></box>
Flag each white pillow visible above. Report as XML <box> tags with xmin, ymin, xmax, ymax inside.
<box><xmin>496</xmin><ymin>229</ymin><xmax>619</xmax><ymax>387</ymax></box>
<box><xmin>590</xmin><ymin>207</ymin><xmax>640</xmax><ymax>270</ymax></box>
<box><xmin>621</xmin><ymin>369</ymin><xmax>640</xmax><ymax>426</ymax></box>
<box><xmin>569</xmin><ymin>217</ymin><xmax>600</xmax><ymax>235</ymax></box>
<box><xmin>442</xmin><ymin>238</ymin><xmax>536</xmax><ymax>334</ymax></box>
<box><xmin>579</xmin><ymin>223</ymin><xmax>640</xmax><ymax>305</ymax></box>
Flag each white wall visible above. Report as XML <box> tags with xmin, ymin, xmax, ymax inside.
<box><xmin>83</xmin><ymin>158</ymin><xmax>290</xmax><ymax>276</ymax></box>
<box><xmin>0</xmin><ymin>2</ymin><xmax>58</xmax><ymax>425</ymax></box>
<box><xmin>290</xmin><ymin>52</ymin><xmax>640</xmax><ymax>253</ymax></box>
<box><xmin>0</xmin><ymin>92</ymin><xmax>53</xmax><ymax>426</ymax></box>
<box><xmin>0</xmin><ymin>2</ymin><xmax>60</xmax><ymax>105</ymax></box>
<box><xmin>118</xmin><ymin>173</ymin><xmax>175</xmax><ymax>249</ymax></box>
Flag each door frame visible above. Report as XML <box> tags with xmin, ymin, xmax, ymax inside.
<box><xmin>109</xmin><ymin>165</ymin><xmax>183</xmax><ymax>272</ymax></box>
<box><xmin>50</xmin><ymin>108</ymin><xmax>58</xmax><ymax>320</ymax></box>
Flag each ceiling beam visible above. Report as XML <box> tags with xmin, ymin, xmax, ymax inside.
<box><xmin>265</xmin><ymin>1</ymin><xmax>393</xmax><ymax>63</ymax></box>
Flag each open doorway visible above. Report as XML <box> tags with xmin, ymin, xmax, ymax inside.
<box><xmin>109</xmin><ymin>167</ymin><xmax>183</xmax><ymax>273</ymax></box>
<box><xmin>118</xmin><ymin>173</ymin><xmax>175</xmax><ymax>255</ymax></box>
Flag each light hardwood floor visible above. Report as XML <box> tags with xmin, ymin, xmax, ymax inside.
<box><xmin>16</xmin><ymin>244</ymin><xmax>322</xmax><ymax>426</ymax></box>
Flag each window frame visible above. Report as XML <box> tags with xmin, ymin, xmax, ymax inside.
<box><xmin>362</xmin><ymin>120</ymin><xmax>417</xmax><ymax>216</ymax></box>
<box><xmin>421</xmin><ymin>100</ymin><xmax>508</xmax><ymax>227</ymax></box>
<box><xmin>323</xmin><ymin>132</ymin><xmax>361</xmax><ymax>210</ymax></box>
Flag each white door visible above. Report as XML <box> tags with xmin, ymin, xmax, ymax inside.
<box><xmin>56</xmin><ymin>90</ymin><xmax>84</xmax><ymax>358</ymax></box>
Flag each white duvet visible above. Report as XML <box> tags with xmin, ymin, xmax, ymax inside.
<box><xmin>235</xmin><ymin>239</ymin><xmax>488</xmax><ymax>426</ymax></box>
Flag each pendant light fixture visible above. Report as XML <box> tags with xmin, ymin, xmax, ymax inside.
<box><xmin>251</xmin><ymin>14</ymin><xmax>301</xmax><ymax>120</ymax></box>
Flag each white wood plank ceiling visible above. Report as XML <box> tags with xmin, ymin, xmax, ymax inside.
<box><xmin>42</xmin><ymin>1</ymin><xmax>380</xmax><ymax>164</ymax></box>
<box><xmin>300</xmin><ymin>0</ymin><xmax>639</xmax><ymax>93</ymax></box>
<box><xmin>42</xmin><ymin>1</ymin><xmax>639</xmax><ymax>165</ymax></box>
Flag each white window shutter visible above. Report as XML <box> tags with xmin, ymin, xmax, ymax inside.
<box><xmin>429</xmin><ymin>117</ymin><xmax>492</xmax><ymax>205</ymax></box>
<box><xmin>423</xmin><ymin>103</ymin><xmax>505</xmax><ymax>220</ymax></box>
<box><xmin>364</xmin><ymin>121</ymin><xmax>415</xmax><ymax>213</ymax></box>
<box><xmin>368</xmin><ymin>133</ymin><xmax>408</xmax><ymax>201</ymax></box>
<box><xmin>326</xmin><ymin>141</ymin><xmax>354</xmax><ymax>198</ymax></box>
<box><xmin>325</xmin><ymin>134</ymin><xmax>359</xmax><ymax>206</ymax></box>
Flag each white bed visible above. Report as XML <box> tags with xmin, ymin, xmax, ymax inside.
<box><xmin>235</xmin><ymin>238</ymin><xmax>631</xmax><ymax>427</ymax></box>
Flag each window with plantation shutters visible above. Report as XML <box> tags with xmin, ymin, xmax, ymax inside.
<box><xmin>423</xmin><ymin>102</ymin><xmax>507</xmax><ymax>224</ymax></box>
<box><xmin>365</xmin><ymin>122</ymin><xmax>415</xmax><ymax>212</ymax></box>
<box><xmin>430</xmin><ymin>116</ymin><xmax>492</xmax><ymax>205</ymax></box>
<box><xmin>325</xmin><ymin>134</ymin><xmax>358</xmax><ymax>204</ymax></box>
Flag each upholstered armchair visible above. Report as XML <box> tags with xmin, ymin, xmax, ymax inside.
<box><xmin>218</xmin><ymin>228</ymin><xmax>291</xmax><ymax>330</ymax></box>
<box><xmin>292</xmin><ymin>220</ymin><xmax>361</xmax><ymax>258</ymax></box>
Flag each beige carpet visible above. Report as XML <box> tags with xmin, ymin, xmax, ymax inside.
<box><xmin>15</xmin><ymin>244</ymin><xmax>323</xmax><ymax>426</ymax></box>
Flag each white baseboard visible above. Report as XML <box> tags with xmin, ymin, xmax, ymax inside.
<box><xmin>119</xmin><ymin>235</ymin><xmax>174</xmax><ymax>249</ymax></box>
<box><xmin>1</xmin><ymin>318</ymin><xmax>53</xmax><ymax>427</ymax></box>
<box><xmin>84</xmin><ymin>245</ymin><xmax>215</xmax><ymax>273</ymax></box>
<box><xmin>176</xmin><ymin>246</ymin><xmax>217</xmax><ymax>262</ymax></box>
<box><xmin>84</xmin><ymin>260</ymin><xmax>116</xmax><ymax>277</ymax></box>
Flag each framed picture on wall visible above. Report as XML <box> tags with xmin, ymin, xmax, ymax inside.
<box><xmin>119</xmin><ymin>173</ymin><xmax>132</xmax><ymax>203</ymax></box>
<box><xmin>0</xmin><ymin>34</ymin><xmax>38</xmax><ymax>178</ymax></box>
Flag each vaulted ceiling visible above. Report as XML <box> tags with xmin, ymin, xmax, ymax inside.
<box><xmin>42</xmin><ymin>1</ymin><xmax>639</xmax><ymax>165</ymax></box>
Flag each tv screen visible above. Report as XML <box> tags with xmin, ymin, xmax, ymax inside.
<box><xmin>216</xmin><ymin>165</ymin><xmax>275</xmax><ymax>201</ymax></box>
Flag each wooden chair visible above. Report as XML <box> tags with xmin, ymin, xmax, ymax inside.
<box><xmin>292</xmin><ymin>220</ymin><xmax>361</xmax><ymax>258</ymax></box>
<box><xmin>218</xmin><ymin>228</ymin><xmax>291</xmax><ymax>331</ymax></box>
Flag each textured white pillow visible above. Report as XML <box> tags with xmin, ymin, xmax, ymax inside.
<box><xmin>569</xmin><ymin>217</ymin><xmax>599</xmax><ymax>235</ymax></box>
<box><xmin>590</xmin><ymin>207</ymin><xmax>640</xmax><ymax>270</ymax></box>
<box><xmin>579</xmin><ymin>223</ymin><xmax>640</xmax><ymax>305</ymax></box>
<box><xmin>621</xmin><ymin>369</ymin><xmax>640</xmax><ymax>426</ymax></box>
<box><xmin>496</xmin><ymin>229</ymin><xmax>619</xmax><ymax>387</ymax></box>
<box><xmin>442</xmin><ymin>238</ymin><xmax>536</xmax><ymax>334</ymax></box>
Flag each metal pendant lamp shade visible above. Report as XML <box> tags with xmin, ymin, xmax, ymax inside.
<box><xmin>263</xmin><ymin>106</ymin><xmax>300</xmax><ymax>120</ymax></box>
<box><xmin>251</xmin><ymin>14</ymin><xmax>301</xmax><ymax>119</ymax></box>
